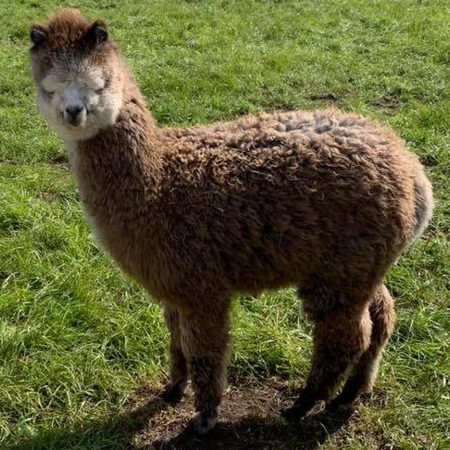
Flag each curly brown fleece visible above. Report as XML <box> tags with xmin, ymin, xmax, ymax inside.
<box><xmin>29</xmin><ymin>10</ymin><xmax>433</xmax><ymax>434</ymax></box>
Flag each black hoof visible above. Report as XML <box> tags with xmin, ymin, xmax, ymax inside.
<box><xmin>328</xmin><ymin>388</ymin><xmax>366</xmax><ymax>411</ymax></box>
<box><xmin>161</xmin><ymin>383</ymin><xmax>185</xmax><ymax>404</ymax></box>
<box><xmin>281</xmin><ymin>405</ymin><xmax>307</xmax><ymax>421</ymax></box>
<box><xmin>327</xmin><ymin>397</ymin><xmax>348</xmax><ymax>411</ymax></box>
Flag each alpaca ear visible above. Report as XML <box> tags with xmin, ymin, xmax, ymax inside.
<box><xmin>30</xmin><ymin>24</ymin><xmax>47</xmax><ymax>47</ymax></box>
<box><xmin>88</xmin><ymin>20</ymin><xmax>108</xmax><ymax>46</ymax></box>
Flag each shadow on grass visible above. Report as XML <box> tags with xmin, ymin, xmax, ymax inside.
<box><xmin>5</xmin><ymin>392</ymin><xmax>355</xmax><ymax>450</ymax></box>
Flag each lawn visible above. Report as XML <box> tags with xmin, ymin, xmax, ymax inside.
<box><xmin>0</xmin><ymin>0</ymin><xmax>449</xmax><ymax>448</ymax></box>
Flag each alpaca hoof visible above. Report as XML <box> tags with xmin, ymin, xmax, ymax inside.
<box><xmin>328</xmin><ymin>396</ymin><xmax>352</xmax><ymax>411</ymax></box>
<box><xmin>161</xmin><ymin>382</ymin><xmax>185</xmax><ymax>404</ymax></box>
<box><xmin>281</xmin><ymin>404</ymin><xmax>308</xmax><ymax>421</ymax></box>
<box><xmin>281</xmin><ymin>396</ymin><xmax>320</xmax><ymax>421</ymax></box>
<box><xmin>328</xmin><ymin>384</ymin><xmax>372</xmax><ymax>410</ymax></box>
<box><xmin>328</xmin><ymin>391</ymin><xmax>358</xmax><ymax>410</ymax></box>
<box><xmin>193</xmin><ymin>410</ymin><xmax>218</xmax><ymax>435</ymax></box>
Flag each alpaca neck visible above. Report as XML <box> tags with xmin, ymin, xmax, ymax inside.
<box><xmin>68</xmin><ymin>94</ymin><xmax>163</xmax><ymax>224</ymax></box>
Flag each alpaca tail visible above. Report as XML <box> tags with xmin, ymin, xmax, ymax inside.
<box><xmin>412</xmin><ymin>170</ymin><xmax>434</xmax><ymax>238</ymax></box>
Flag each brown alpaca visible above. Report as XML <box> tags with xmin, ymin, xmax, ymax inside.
<box><xmin>29</xmin><ymin>10</ymin><xmax>433</xmax><ymax>434</ymax></box>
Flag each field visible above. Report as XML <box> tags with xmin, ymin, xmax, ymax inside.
<box><xmin>0</xmin><ymin>0</ymin><xmax>449</xmax><ymax>448</ymax></box>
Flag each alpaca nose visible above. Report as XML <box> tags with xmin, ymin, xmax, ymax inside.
<box><xmin>64</xmin><ymin>104</ymin><xmax>86</xmax><ymax>125</ymax></box>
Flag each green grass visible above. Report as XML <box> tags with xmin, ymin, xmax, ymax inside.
<box><xmin>1</xmin><ymin>0</ymin><xmax>449</xmax><ymax>448</ymax></box>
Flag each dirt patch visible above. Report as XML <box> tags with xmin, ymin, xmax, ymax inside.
<box><xmin>116</xmin><ymin>379</ymin><xmax>367</xmax><ymax>450</ymax></box>
<box><xmin>309</xmin><ymin>93</ymin><xmax>340</xmax><ymax>104</ymax></box>
<box><xmin>370</xmin><ymin>94</ymin><xmax>402</xmax><ymax>110</ymax></box>
<box><xmin>419</xmin><ymin>153</ymin><xmax>440</xmax><ymax>168</ymax></box>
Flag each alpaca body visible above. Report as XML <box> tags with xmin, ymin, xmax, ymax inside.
<box><xmin>73</xmin><ymin>106</ymin><xmax>425</xmax><ymax>309</ymax></box>
<box><xmin>30</xmin><ymin>10</ymin><xmax>433</xmax><ymax>434</ymax></box>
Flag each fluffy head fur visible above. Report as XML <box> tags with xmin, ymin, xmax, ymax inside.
<box><xmin>30</xmin><ymin>10</ymin><xmax>434</xmax><ymax>435</ymax></box>
<box><xmin>29</xmin><ymin>9</ymin><xmax>123</xmax><ymax>140</ymax></box>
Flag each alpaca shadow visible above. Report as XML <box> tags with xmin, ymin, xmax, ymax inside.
<box><xmin>143</xmin><ymin>405</ymin><xmax>355</xmax><ymax>450</ymax></box>
<box><xmin>5</xmin><ymin>394</ymin><xmax>355</xmax><ymax>450</ymax></box>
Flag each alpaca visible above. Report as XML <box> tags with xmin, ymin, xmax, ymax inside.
<box><xmin>29</xmin><ymin>10</ymin><xmax>433</xmax><ymax>434</ymax></box>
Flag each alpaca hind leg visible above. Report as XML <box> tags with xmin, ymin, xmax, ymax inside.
<box><xmin>162</xmin><ymin>306</ymin><xmax>188</xmax><ymax>403</ymax></box>
<box><xmin>329</xmin><ymin>284</ymin><xmax>395</xmax><ymax>408</ymax></box>
<box><xmin>180</xmin><ymin>301</ymin><xmax>230</xmax><ymax>434</ymax></box>
<box><xmin>282</xmin><ymin>306</ymin><xmax>372</xmax><ymax>420</ymax></box>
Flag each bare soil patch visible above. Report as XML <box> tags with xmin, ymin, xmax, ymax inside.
<box><xmin>309</xmin><ymin>93</ymin><xmax>340</xmax><ymax>104</ymax></box>
<box><xmin>370</xmin><ymin>94</ymin><xmax>402</xmax><ymax>110</ymax></box>
<box><xmin>117</xmin><ymin>379</ymin><xmax>369</xmax><ymax>450</ymax></box>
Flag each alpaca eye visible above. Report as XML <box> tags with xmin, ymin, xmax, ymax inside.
<box><xmin>41</xmin><ymin>88</ymin><xmax>54</xmax><ymax>99</ymax></box>
<box><xmin>95</xmin><ymin>88</ymin><xmax>105</xmax><ymax>94</ymax></box>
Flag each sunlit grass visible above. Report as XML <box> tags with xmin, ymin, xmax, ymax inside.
<box><xmin>0</xmin><ymin>0</ymin><xmax>449</xmax><ymax>448</ymax></box>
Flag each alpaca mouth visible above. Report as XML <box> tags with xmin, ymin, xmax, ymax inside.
<box><xmin>62</xmin><ymin>113</ymin><xmax>88</xmax><ymax>129</ymax></box>
<box><xmin>65</xmin><ymin>117</ymin><xmax>84</xmax><ymax>127</ymax></box>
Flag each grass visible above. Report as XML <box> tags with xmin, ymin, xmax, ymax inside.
<box><xmin>0</xmin><ymin>0</ymin><xmax>449</xmax><ymax>448</ymax></box>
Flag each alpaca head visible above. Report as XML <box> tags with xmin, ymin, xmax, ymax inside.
<box><xmin>29</xmin><ymin>9</ymin><xmax>123</xmax><ymax>141</ymax></box>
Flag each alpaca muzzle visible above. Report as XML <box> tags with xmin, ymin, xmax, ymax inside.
<box><xmin>64</xmin><ymin>104</ymin><xmax>86</xmax><ymax>126</ymax></box>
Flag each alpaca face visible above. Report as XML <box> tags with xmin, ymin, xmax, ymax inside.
<box><xmin>36</xmin><ymin>61</ymin><xmax>122</xmax><ymax>141</ymax></box>
<box><xmin>29</xmin><ymin>11</ymin><xmax>123</xmax><ymax>141</ymax></box>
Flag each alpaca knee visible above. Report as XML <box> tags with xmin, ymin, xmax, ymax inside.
<box><xmin>315</xmin><ymin>308</ymin><xmax>372</xmax><ymax>367</ymax></box>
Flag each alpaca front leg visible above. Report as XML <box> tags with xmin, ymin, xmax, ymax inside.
<box><xmin>180</xmin><ymin>302</ymin><xmax>230</xmax><ymax>435</ymax></box>
<box><xmin>162</xmin><ymin>306</ymin><xmax>188</xmax><ymax>403</ymax></box>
